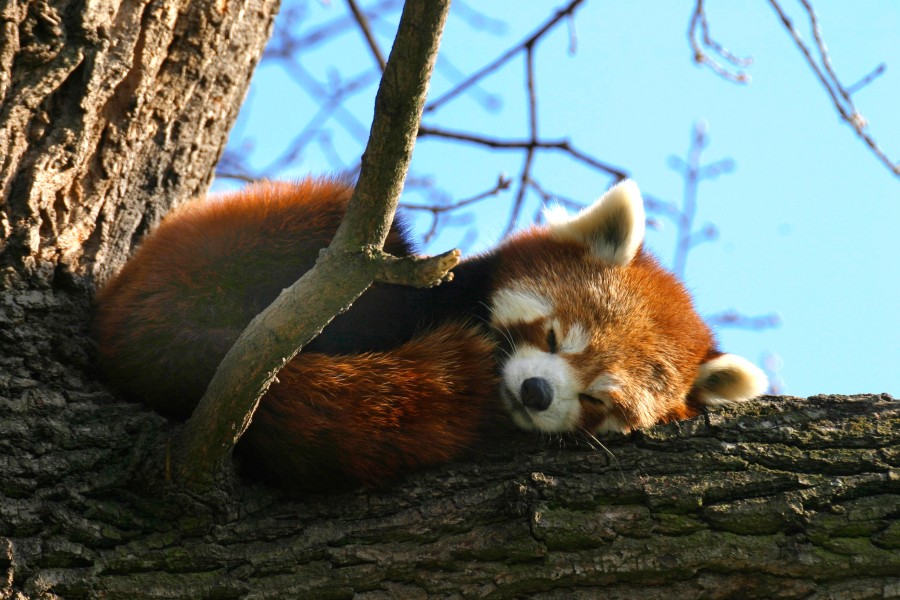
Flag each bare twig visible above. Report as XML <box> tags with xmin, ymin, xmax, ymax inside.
<box><xmin>259</xmin><ymin>70</ymin><xmax>379</xmax><ymax>175</ymax></box>
<box><xmin>688</xmin><ymin>0</ymin><xmax>752</xmax><ymax>84</ymax></box>
<box><xmin>401</xmin><ymin>175</ymin><xmax>512</xmax><ymax>243</ymax></box>
<box><xmin>452</xmin><ymin>1</ymin><xmax>507</xmax><ymax>34</ymax></box>
<box><xmin>666</xmin><ymin>123</ymin><xmax>736</xmax><ymax>276</ymax></box>
<box><xmin>433</xmin><ymin>55</ymin><xmax>502</xmax><ymax>112</ymax></box>
<box><xmin>418</xmin><ymin>126</ymin><xmax>627</xmax><ymax>179</ymax></box>
<box><xmin>526</xmin><ymin>178</ymin><xmax>585</xmax><ymax>223</ymax></box>
<box><xmin>425</xmin><ymin>0</ymin><xmax>586</xmax><ymax>113</ymax></box>
<box><xmin>846</xmin><ymin>63</ymin><xmax>886</xmax><ymax>96</ymax></box>
<box><xmin>708</xmin><ymin>310</ymin><xmax>781</xmax><ymax>331</ymax></box>
<box><xmin>663</xmin><ymin>125</ymin><xmax>780</xmax><ymax>340</ymax></box>
<box><xmin>214</xmin><ymin>171</ymin><xmax>260</xmax><ymax>184</ymax></box>
<box><xmin>505</xmin><ymin>44</ymin><xmax>540</xmax><ymax>236</ymax></box>
<box><xmin>268</xmin><ymin>57</ymin><xmax>371</xmax><ymax>143</ymax></box>
<box><xmin>225</xmin><ymin>1</ymin><xmax>627</xmax><ymax>247</ymax></box>
<box><xmin>347</xmin><ymin>0</ymin><xmax>387</xmax><ymax>71</ymax></box>
<box><xmin>266</xmin><ymin>0</ymin><xmax>401</xmax><ymax>57</ymax></box>
<box><xmin>767</xmin><ymin>0</ymin><xmax>899</xmax><ymax>177</ymax></box>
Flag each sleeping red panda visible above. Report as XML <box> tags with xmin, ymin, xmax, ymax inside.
<box><xmin>94</xmin><ymin>177</ymin><xmax>767</xmax><ymax>491</ymax></box>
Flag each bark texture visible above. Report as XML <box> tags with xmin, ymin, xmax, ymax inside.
<box><xmin>0</xmin><ymin>0</ymin><xmax>278</xmax><ymax>285</ymax></box>
<box><xmin>1</xmin><ymin>392</ymin><xmax>897</xmax><ymax>598</ymax></box>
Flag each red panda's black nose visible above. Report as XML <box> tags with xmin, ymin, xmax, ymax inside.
<box><xmin>521</xmin><ymin>377</ymin><xmax>553</xmax><ymax>411</ymax></box>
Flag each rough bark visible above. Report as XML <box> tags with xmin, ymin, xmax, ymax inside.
<box><xmin>1</xmin><ymin>391</ymin><xmax>897</xmax><ymax>598</ymax></box>
<box><xmin>0</xmin><ymin>0</ymin><xmax>278</xmax><ymax>285</ymax></box>
<box><xmin>1</xmin><ymin>1</ymin><xmax>898</xmax><ymax>599</ymax></box>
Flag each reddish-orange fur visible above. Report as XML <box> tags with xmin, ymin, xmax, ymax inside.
<box><xmin>242</xmin><ymin>322</ymin><xmax>497</xmax><ymax>490</ymax></box>
<box><xmin>96</xmin><ymin>177</ymin><xmax>762</xmax><ymax>491</ymax></box>
<box><xmin>95</xmin><ymin>179</ymin><xmax>502</xmax><ymax>491</ymax></box>
<box><xmin>95</xmin><ymin>179</ymin><xmax>411</xmax><ymax>419</ymax></box>
<box><xmin>490</xmin><ymin>230</ymin><xmax>716</xmax><ymax>431</ymax></box>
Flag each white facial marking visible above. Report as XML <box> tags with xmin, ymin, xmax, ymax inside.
<box><xmin>559</xmin><ymin>322</ymin><xmax>590</xmax><ymax>354</ymax></box>
<box><xmin>491</xmin><ymin>288</ymin><xmax>552</xmax><ymax>326</ymax></box>
<box><xmin>501</xmin><ymin>346</ymin><xmax>582</xmax><ymax>433</ymax></box>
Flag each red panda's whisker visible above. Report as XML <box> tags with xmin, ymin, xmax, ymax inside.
<box><xmin>578</xmin><ymin>426</ymin><xmax>625</xmax><ymax>484</ymax></box>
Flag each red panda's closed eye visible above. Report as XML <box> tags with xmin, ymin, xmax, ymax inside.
<box><xmin>546</xmin><ymin>328</ymin><xmax>558</xmax><ymax>353</ymax></box>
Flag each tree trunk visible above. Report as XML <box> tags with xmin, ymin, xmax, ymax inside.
<box><xmin>1</xmin><ymin>1</ymin><xmax>898</xmax><ymax>599</ymax></box>
<box><xmin>0</xmin><ymin>0</ymin><xmax>278</xmax><ymax>284</ymax></box>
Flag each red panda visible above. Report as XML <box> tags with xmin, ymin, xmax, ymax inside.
<box><xmin>94</xmin><ymin>177</ymin><xmax>767</xmax><ymax>491</ymax></box>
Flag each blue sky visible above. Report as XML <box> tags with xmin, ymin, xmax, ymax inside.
<box><xmin>218</xmin><ymin>1</ymin><xmax>899</xmax><ymax>397</ymax></box>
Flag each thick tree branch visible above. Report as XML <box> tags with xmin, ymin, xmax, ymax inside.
<box><xmin>3</xmin><ymin>391</ymin><xmax>898</xmax><ymax>596</ymax></box>
<box><xmin>171</xmin><ymin>0</ymin><xmax>454</xmax><ymax>488</ymax></box>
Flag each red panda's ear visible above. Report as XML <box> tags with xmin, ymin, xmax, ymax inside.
<box><xmin>690</xmin><ymin>354</ymin><xmax>768</xmax><ymax>407</ymax></box>
<box><xmin>545</xmin><ymin>179</ymin><xmax>645</xmax><ymax>265</ymax></box>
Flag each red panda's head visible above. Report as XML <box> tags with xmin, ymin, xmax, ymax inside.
<box><xmin>488</xmin><ymin>180</ymin><xmax>767</xmax><ymax>434</ymax></box>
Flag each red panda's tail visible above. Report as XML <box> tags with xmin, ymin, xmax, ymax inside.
<box><xmin>238</xmin><ymin>321</ymin><xmax>500</xmax><ymax>491</ymax></box>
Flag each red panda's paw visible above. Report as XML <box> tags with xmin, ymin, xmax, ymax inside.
<box><xmin>687</xmin><ymin>353</ymin><xmax>768</xmax><ymax>408</ymax></box>
<box><xmin>239</xmin><ymin>322</ymin><xmax>498</xmax><ymax>491</ymax></box>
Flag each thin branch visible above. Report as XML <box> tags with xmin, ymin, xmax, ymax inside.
<box><xmin>214</xmin><ymin>171</ymin><xmax>260</xmax><ymax>184</ymax></box>
<box><xmin>846</xmin><ymin>63</ymin><xmax>886</xmax><ymax>96</ymax></box>
<box><xmin>258</xmin><ymin>70</ymin><xmax>379</xmax><ymax>176</ymax></box>
<box><xmin>346</xmin><ymin>0</ymin><xmax>387</xmax><ymax>71</ymax></box>
<box><xmin>172</xmin><ymin>0</ymin><xmax>454</xmax><ymax>489</ymax></box>
<box><xmin>707</xmin><ymin>310</ymin><xmax>781</xmax><ymax>331</ymax></box>
<box><xmin>269</xmin><ymin>57</ymin><xmax>371</xmax><ymax>142</ymax></box>
<box><xmin>226</xmin><ymin>1</ymin><xmax>626</xmax><ymax>249</ymax></box>
<box><xmin>506</xmin><ymin>148</ymin><xmax>536</xmax><ymax>237</ymax></box>
<box><xmin>669</xmin><ymin>122</ymin><xmax>736</xmax><ymax>278</ymax></box>
<box><xmin>375</xmin><ymin>248</ymin><xmax>460</xmax><ymax>287</ymax></box>
<box><xmin>525</xmin><ymin>44</ymin><xmax>538</xmax><ymax>137</ymax></box>
<box><xmin>767</xmin><ymin>0</ymin><xmax>899</xmax><ymax>178</ymax></box>
<box><xmin>400</xmin><ymin>176</ymin><xmax>511</xmax><ymax>215</ymax></box>
<box><xmin>672</xmin><ymin>123</ymin><xmax>704</xmax><ymax>278</ymax></box>
<box><xmin>433</xmin><ymin>55</ymin><xmax>502</xmax><ymax>112</ymax></box>
<box><xmin>266</xmin><ymin>0</ymin><xmax>401</xmax><ymax>57</ymax></box>
<box><xmin>504</xmin><ymin>43</ymin><xmax>540</xmax><ymax>236</ymax></box>
<box><xmin>688</xmin><ymin>0</ymin><xmax>752</xmax><ymax>84</ymax></box>
<box><xmin>687</xmin><ymin>224</ymin><xmax>718</xmax><ymax>249</ymax></box>
<box><xmin>642</xmin><ymin>193</ymin><xmax>682</xmax><ymax>222</ymax></box>
<box><xmin>418</xmin><ymin>126</ymin><xmax>628</xmax><ymax>179</ymax></box>
<box><xmin>425</xmin><ymin>0</ymin><xmax>585</xmax><ymax>113</ymax></box>
<box><xmin>526</xmin><ymin>178</ymin><xmax>585</xmax><ymax>224</ymax></box>
<box><xmin>452</xmin><ymin>1</ymin><xmax>507</xmax><ymax>34</ymax></box>
<box><xmin>401</xmin><ymin>175</ymin><xmax>511</xmax><ymax>243</ymax></box>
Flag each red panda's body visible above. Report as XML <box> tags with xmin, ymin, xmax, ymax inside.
<box><xmin>95</xmin><ymin>178</ymin><xmax>766</xmax><ymax>491</ymax></box>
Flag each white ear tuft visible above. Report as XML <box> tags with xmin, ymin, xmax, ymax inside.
<box><xmin>546</xmin><ymin>179</ymin><xmax>645</xmax><ymax>265</ymax></box>
<box><xmin>692</xmin><ymin>354</ymin><xmax>768</xmax><ymax>407</ymax></box>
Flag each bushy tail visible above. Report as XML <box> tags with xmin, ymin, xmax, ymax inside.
<box><xmin>238</xmin><ymin>322</ymin><xmax>500</xmax><ymax>491</ymax></box>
